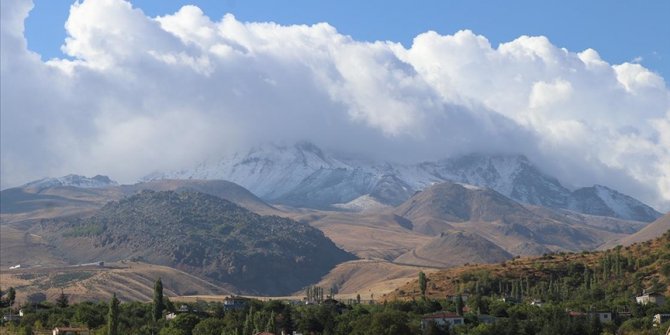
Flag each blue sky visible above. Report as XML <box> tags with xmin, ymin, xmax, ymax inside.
<box><xmin>24</xmin><ymin>0</ymin><xmax>670</xmax><ymax>79</ymax></box>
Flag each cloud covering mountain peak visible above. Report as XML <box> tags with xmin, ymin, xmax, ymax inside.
<box><xmin>1</xmin><ymin>0</ymin><xmax>668</xmax><ymax>211</ymax></box>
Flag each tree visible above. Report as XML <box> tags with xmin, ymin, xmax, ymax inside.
<box><xmin>56</xmin><ymin>289</ymin><xmax>69</xmax><ymax>308</ymax></box>
<box><xmin>419</xmin><ymin>272</ymin><xmax>427</xmax><ymax>297</ymax></box>
<box><xmin>7</xmin><ymin>287</ymin><xmax>16</xmax><ymax>306</ymax></box>
<box><xmin>456</xmin><ymin>295</ymin><xmax>464</xmax><ymax>316</ymax></box>
<box><xmin>266</xmin><ymin>311</ymin><xmax>276</xmax><ymax>333</ymax></box>
<box><xmin>192</xmin><ymin>318</ymin><xmax>226</xmax><ymax>335</ymax></box>
<box><xmin>153</xmin><ymin>278</ymin><xmax>165</xmax><ymax>321</ymax></box>
<box><xmin>108</xmin><ymin>293</ymin><xmax>120</xmax><ymax>335</ymax></box>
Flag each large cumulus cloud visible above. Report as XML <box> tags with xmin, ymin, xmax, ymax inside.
<box><xmin>1</xmin><ymin>0</ymin><xmax>668</xmax><ymax>211</ymax></box>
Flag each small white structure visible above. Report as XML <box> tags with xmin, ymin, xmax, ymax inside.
<box><xmin>593</xmin><ymin>312</ymin><xmax>612</xmax><ymax>323</ymax></box>
<box><xmin>9</xmin><ymin>264</ymin><xmax>21</xmax><ymax>269</ymax></box>
<box><xmin>165</xmin><ymin>312</ymin><xmax>177</xmax><ymax>320</ymax></box>
<box><xmin>530</xmin><ymin>300</ymin><xmax>544</xmax><ymax>307</ymax></box>
<box><xmin>421</xmin><ymin>312</ymin><xmax>464</xmax><ymax>329</ymax></box>
<box><xmin>637</xmin><ymin>292</ymin><xmax>666</xmax><ymax>306</ymax></box>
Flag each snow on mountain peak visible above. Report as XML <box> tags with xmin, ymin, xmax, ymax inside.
<box><xmin>143</xmin><ymin>141</ymin><xmax>661</xmax><ymax>221</ymax></box>
<box><xmin>23</xmin><ymin>174</ymin><xmax>118</xmax><ymax>190</ymax></box>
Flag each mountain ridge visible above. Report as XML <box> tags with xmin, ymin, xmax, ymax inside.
<box><xmin>145</xmin><ymin>142</ymin><xmax>661</xmax><ymax>222</ymax></box>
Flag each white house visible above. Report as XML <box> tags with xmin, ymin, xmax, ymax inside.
<box><xmin>637</xmin><ymin>292</ymin><xmax>666</xmax><ymax>306</ymax></box>
<box><xmin>421</xmin><ymin>312</ymin><xmax>464</xmax><ymax>329</ymax></box>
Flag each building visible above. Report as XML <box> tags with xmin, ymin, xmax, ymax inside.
<box><xmin>478</xmin><ymin>314</ymin><xmax>497</xmax><ymax>324</ymax></box>
<box><xmin>530</xmin><ymin>300</ymin><xmax>545</xmax><ymax>307</ymax></box>
<box><xmin>421</xmin><ymin>312</ymin><xmax>464</xmax><ymax>329</ymax></box>
<box><xmin>52</xmin><ymin>327</ymin><xmax>90</xmax><ymax>335</ymax></box>
<box><xmin>637</xmin><ymin>292</ymin><xmax>666</xmax><ymax>306</ymax></box>
<box><xmin>165</xmin><ymin>312</ymin><xmax>177</xmax><ymax>320</ymax></box>
<box><xmin>654</xmin><ymin>314</ymin><xmax>670</xmax><ymax>327</ymax></box>
<box><xmin>224</xmin><ymin>296</ymin><xmax>249</xmax><ymax>311</ymax></box>
<box><xmin>568</xmin><ymin>311</ymin><xmax>612</xmax><ymax>323</ymax></box>
<box><xmin>593</xmin><ymin>312</ymin><xmax>613</xmax><ymax>323</ymax></box>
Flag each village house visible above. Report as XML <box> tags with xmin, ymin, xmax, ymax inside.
<box><xmin>224</xmin><ymin>296</ymin><xmax>249</xmax><ymax>311</ymax></box>
<box><xmin>637</xmin><ymin>291</ymin><xmax>666</xmax><ymax>306</ymax></box>
<box><xmin>568</xmin><ymin>311</ymin><xmax>612</xmax><ymax>323</ymax></box>
<box><xmin>52</xmin><ymin>327</ymin><xmax>90</xmax><ymax>335</ymax></box>
<box><xmin>477</xmin><ymin>314</ymin><xmax>497</xmax><ymax>324</ymax></box>
<box><xmin>421</xmin><ymin>312</ymin><xmax>464</xmax><ymax>329</ymax></box>
<box><xmin>593</xmin><ymin>312</ymin><xmax>613</xmax><ymax>323</ymax></box>
<box><xmin>2</xmin><ymin>313</ymin><xmax>20</xmax><ymax>322</ymax></box>
<box><xmin>654</xmin><ymin>314</ymin><xmax>670</xmax><ymax>327</ymax></box>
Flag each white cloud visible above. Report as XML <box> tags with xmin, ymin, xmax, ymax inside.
<box><xmin>1</xmin><ymin>0</ymin><xmax>669</xmax><ymax>211</ymax></box>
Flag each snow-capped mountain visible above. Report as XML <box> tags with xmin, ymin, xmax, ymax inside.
<box><xmin>23</xmin><ymin>174</ymin><xmax>118</xmax><ymax>191</ymax></box>
<box><xmin>145</xmin><ymin>142</ymin><xmax>661</xmax><ymax>222</ymax></box>
<box><xmin>568</xmin><ymin>185</ymin><xmax>662</xmax><ymax>222</ymax></box>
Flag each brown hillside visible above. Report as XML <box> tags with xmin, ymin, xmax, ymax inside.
<box><xmin>384</xmin><ymin>230</ymin><xmax>670</xmax><ymax>301</ymax></box>
<box><xmin>394</xmin><ymin>230</ymin><xmax>513</xmax><ymax>267</ymax></box>
<box><xmin>0</xmin><ymin>261</ymin><xmax>231</xmax><ymax>304</ymax></box>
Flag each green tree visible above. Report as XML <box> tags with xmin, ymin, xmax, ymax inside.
<box><xmin>56</xmin><ymin>289</ymin><xmax>69</xmax><ymax>308</ymax></box>
<box><xmin>266</xmin><ymin>311</ymin><xmax>276</xmax><ymax>333</ymax></box>
<box><xmin>153</xmin><ymin>278</ymin><xmax>165</xmax><ymax>321</ymax></box>
<box><xmin>419</xmin><ymin>272</ymin><xmax>427</xmax><ymax>297</ymax></box>
<box><xmin>456</xmin><ymin>295</ymin><xmax>464</xmax><ymax>316</ymax></box>
<box><xmin>108</xmin><ymin>293</ymin><xmax>120</xmax><ymax>335</ymax></box>
<box><xmin>171</xmin><ymin>314</ymin><xmax>200</xmax><ymax>335</ymax></box>
<box><xmin>192</xmin><ymin>318</ymin><xmax>226</xmax><ymax>335</ymax></box>
<box><xmin>7</xmin><ymin>287</ymin><xmax>16</xmax><ymax>306</ymax></box>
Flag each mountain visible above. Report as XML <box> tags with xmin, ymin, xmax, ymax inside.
<box><xmin>568</xmin><ymin>185</ymin><xmax>662</xmax><ymax>222</ymax></box>
<box><xmin>145</xmin><ymin>142</ymin><xmax>660</xmax><ymax>222</ymax></box>
<box><xmin>1</xmin><ymin>179</ymin><xmax>278</xmax><ymax>222</ymax></box>
<box><xmin>121</xmin><ymin>179</ymin><xmax>279</xmax><ymax>215</ymax></box>
<box><xmin>23</xmin><ymin>174</ymin><xmax>118</xmax><ymax>191</ymax></box>
<box><xmin>392</xmin><ymin>181</ymin><xmax>633</xmax><ymax>257</ymax></box>
<box><xmin>38</xmin><ymin>190</ymin><xmax>354</xmax><ymax>295</ymax></box>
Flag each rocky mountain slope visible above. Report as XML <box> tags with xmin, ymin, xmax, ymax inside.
<box><xmin>391</xmin><ymin>181</ymin><xmax>640</xmax><ymax>258</ymax></box>
<box><xmin>38</xmin><ymin>190</ymin><xmax>354</xmax><ymax>295</ymax></box>
<box><xmin>145</xmin><ymin>142</ymin><xmax>660</xmax><ymax>222</ymax></box>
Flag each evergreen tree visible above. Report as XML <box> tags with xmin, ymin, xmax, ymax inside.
<box><xmin>456</xmin><ymin>295</ymin><xmax>464</xmax><ymax>316</ymax></box>
<box><xmin>153</xmin><ymin>278</ymin><xmax>165</xmax><ymax>321</ymax></box>
<box><xmin>7</xmin><ymin>287</ymin><xmax>16</xmax><ymax>306</ymax></box>
<box><xmin>108</xmin><ymin>293</ymin><xmax>120</xmax><ymax>335</ymax></box>
<box><xmin>419</xmin><ymin>272</ymin><xmax>427</xmax><ymax>297</ymax></box>
<box><xmin>56</xmin><ymin>289</ymin><xmax>69</xmax><ymax>308</ymax></box>
<box><xmin>266</xmin><ymin>311</ymin><xmax>276</xmax><ymax>333</ymax></box>
<box><xmin>243</xmin><ymin>307</ymin><xmax>253</xmax><ymax>335</ymax></box>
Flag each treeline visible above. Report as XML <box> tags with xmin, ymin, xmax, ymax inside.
<box><xmin>1</xmin><ymin>285</ymin><xmax>668</xmax><ymax>334</ymax></box>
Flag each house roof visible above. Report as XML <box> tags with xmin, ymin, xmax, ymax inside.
<box><xmin>422</xmin><ymin>312</ymin><xmax>462</xmax><ymax>320</ymax></box>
